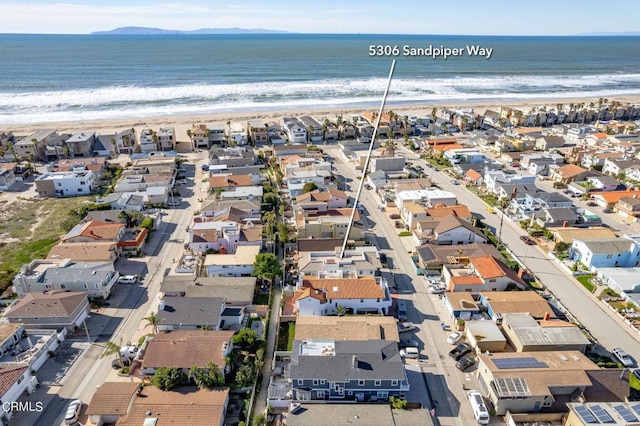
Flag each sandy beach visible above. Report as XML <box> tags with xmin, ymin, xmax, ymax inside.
<box><xmin>5</xmin><ymin>95</ymin><xmax>640</xmax><ymax>140</ymax></box>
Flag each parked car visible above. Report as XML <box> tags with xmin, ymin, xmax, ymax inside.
<box><xmin>398</xmin><ymin>338</ymin><xmax>419</xmax><ymax>348</ymax></box>
<box><xmin>64</xmin><ymin>399</ymin><xmax>83</xmax><ymax>425</ymax></box>
<box><xmin>379</xmin><ymin>253</ymin><xmax>388</xmax><ymax>265</ymax></box>
<box><xmin>612</xmin><ymin>347</ymin><xmax>634</xmax><ymax>367</ymax></box>
<box><xmin>520</xmin><ymin>235</ymin><xmax>536</xmax><ymax>245</ymax></box>
<box><xmin>395</xmin><ymin>221</ymin><xmax>403</xmax><ymax>228</ymax></box>
<box><xmin>456</xmin><ymin>355</ymin><xmax>476</xmax><ymax>371</ymax></box>
<box><xmin>450</xmin><ymin>179</ymin><xmax>460</xmax><ymax>185</ymax></box>
<box><xmin>633</xmin><ymin>368</ymin><xmax>640</xmax><ymax>380</ymax></box>
<box><xmin>400</xmin><ymin>346</ymin><xmax>420</xmax><ymax>359</ymax></box>
<box><xmin>430</xmin><ymin>284</ymin><xmax>446</xmax><ymax>295</ymax></box>
<box><xmin>117</xmin><ymin>275</ymin><xmax>137</xmax><ymax>284</ymax></box>
<box><xmin>176</xmin><ymin>179</ymin><xmax>188</xmax><ymax>185</ymax></box>
<box><xmin>397</xmin><ymin>321</ymin><xmax>417</xmax><ymax>333</ymax></box>
<box><xmin>587</xmin><ymin>201</ymin><xmax>597</xmax><ymax>207</ymax></box>
<box><xmin>486</xmin><ymin>206</ymin><xmax>496</xmax><ymax>214</ymax></box>
<box><xmin>390</xmin><ymin>213</ymin><xmax>401</xmax><ymax>219</ymax></box>
<box><xmin>602</xmin><ymin>208</ymin><xmax>614</xmax><ymax>214</ymax></box>
<box><xmin>449</xmin><ymin>342</ymin><xmax>472</xmax><ymax>361</ymax></box>
<box><xmin>447</xmin><ymin>331</ymin><xmax>463</xmax><ymax>345</ymax></box>
<box><xmin>167</xmin><ymin>200</ymin><xmax>181</xmax><ymax>207</ymax></box>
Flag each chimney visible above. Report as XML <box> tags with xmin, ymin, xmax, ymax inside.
<box><xmin>352</xmin><ymin>355</ymin><xmax>358</xmax><ymax>368</ymax></box>
<box><xmin>543</xmin><ymin>312</ymin><xmax>550</xmax><ymax>321</ymax></box>
<box><xmin>563</xmin><ymin>221</ymin><xmax>568</xmax><ymax>228</ymax></box>
<box><xmin>634</xmin><ymin>194</ymin><xmax>638</xmax><ymax>199</ymax></box>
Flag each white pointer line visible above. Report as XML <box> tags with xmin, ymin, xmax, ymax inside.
<box><xmin>340</xmin><ymin>59</ymin><xmax>396</xmax><ymax>259</ymax></box>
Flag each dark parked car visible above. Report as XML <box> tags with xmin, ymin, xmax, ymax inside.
<box><xmin>456</xmin><ymin>355</ymin><xmax>476</xmax><ymax>371</ymax></box>
<box><xmin>398</xmin><ymin>338</ymin><xmax>419</xmax><ymax>348</ymax></box>
<box><xmin>449</xmin><ymin>342</ymin><xmax>473</xmax><ymax>361</ymax></box>
<box><xmin>602</xmin><ymin>208</ymin><xmax>614</xmax><ymax>214</ymax></box>
<box><xmin>520</xmin><ymin>235</ymin><xmax>536</xmax><ymax>245</ymax></box>
<box><xmin>390</xmin><ymin>213</ymin><xmax>401</xmax><ymax>219</ymax></box>
<box><xmin>379</xmin><ymin>253</ymin><xmax>388</xmax><ymax>265</ymax></box>
<box><xmin>587</xmin><ymin>201</ymin><xmax>597</xmax><ymax>207</ymax></box>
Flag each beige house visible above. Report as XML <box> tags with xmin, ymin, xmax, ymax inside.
<box><xmin>190</xmin><ymin>124</ymin><xmax>210</xmax><ymax>149</ymax></box>
<box><xmin>477</xmin><ymin>351</ymin><xmax>598</xmax><ymax>415</ymax></box>
<box><xmin>295</xmin><ymin>208</ymin><xmax>364</xmax><ymax>241</ymax></box>
<box><xmin>464</xmin><ymin>320</ymin><xmax>507</xmax><ymax>352</ymax></box>
<box><xmin>294</xmin><ymin>316</ymin><xmax>399</xmax><ymax>342</ymax></box>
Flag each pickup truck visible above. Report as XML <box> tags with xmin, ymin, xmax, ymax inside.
<box><xmin>448</xmin><ymin>342</ymin><xmax>472</xmax><ymax>361</ymax></box>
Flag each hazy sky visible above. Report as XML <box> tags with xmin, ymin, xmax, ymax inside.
<box><xmin>1</xmin><ymin>0</ymin><xmax>639</xmax><ymax>35</ymax></box>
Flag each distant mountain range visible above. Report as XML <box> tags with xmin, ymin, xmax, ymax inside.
<box><xmin>577</xmin><ymin>31</ymin><xmax>640</xmax><ymax>36</ymax></box>
<box><xmin>91</xmin><ymin>26</ymin><xmax>288</xmax><ymax>35</ymax></box>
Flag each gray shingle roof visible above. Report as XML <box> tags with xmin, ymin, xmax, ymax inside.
<box><xmin>290</xmin><ymin>340</ymin><xmax>405</xmax><ymax>381</ymax></box>
<box><xmin>39</xmin><ymin>262</ymin><xmax>115</xmax><ymax>285</ymax></box>
<box><xmin>579</xmin><ymin>238</ymin><xmax>635</xmax><ymax>255</ymax></box>
<box><xmin>157</xmin><ymin>297</ymin><xmax>225</xmax><ymax>327</ymax></box>
<box><xmin>545</xmin><ymin>208</ymin><xmax>578</xmax><ymax>222</ymax></box>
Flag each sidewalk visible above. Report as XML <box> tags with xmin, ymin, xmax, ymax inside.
<box><xmin>253</xmin><ymin>287</ymin><xmax>282</xmax><ymax>416</ymax></box>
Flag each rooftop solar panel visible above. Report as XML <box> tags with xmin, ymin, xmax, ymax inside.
<box><xmin>632</xmin><ymin>404</ymin><xmax>640</xmax><ymax>418</ymax></box>
<box><xmin>590</xmin><ymin>405</ymin><xmax>614</xmax><ymax>424</ymax></box>
<box><xmin>613</xmin><ymin>405</ymin><xmax>637</xmax><ymax>423</ymax></box>
<box><xmin>493</xmin><ymin>378</ymin><xmax>531</xmax><ymax>398</ymax></box>
<box><xmin>493</xmin><ymin>357</ymin><xmax>548</xmax><ymax>369</ymax></box>
<box><xmin>574</xmin><ymin>406</ymin><xmax>597</xmax><ymax>424</ymax></box>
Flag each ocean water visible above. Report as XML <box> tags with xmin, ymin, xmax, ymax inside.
<box><xmin>1</xmin><ymin>34</ymin><xmax>639</xmax><ymax>124</ymax></box>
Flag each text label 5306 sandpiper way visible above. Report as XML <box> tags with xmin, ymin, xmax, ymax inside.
<box><xmin>368</xmin><ymin>45</ymin><xmax>493</xmax><ymax>59</ymax></box>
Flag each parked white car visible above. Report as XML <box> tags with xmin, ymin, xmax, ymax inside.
<box><xmin>64</xmin><ymin>399</ymin><xmax>83</xmax><ymax>425</ymax></box>
<box><xmin>447</xmin><ymin>331</ymin><xmax>463</xmax><ymax>345</ymax></box>
<box><xmin>117</xmin><ymin>275</ymin><xmax>137</xmax><ymax>284</ymax></box>
<box><xmin>612</xmin><ymin>347</ymin><xmax>634</xmax><ymax>367</ymax></box>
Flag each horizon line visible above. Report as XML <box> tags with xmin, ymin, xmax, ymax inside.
<box><xmin>1</xmin><ymin>32</ymin><xmax>639</xmax><ymax>37</ymax></box>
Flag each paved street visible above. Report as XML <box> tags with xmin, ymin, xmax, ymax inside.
<box><xmin>327</xmin><ymin>146</ymin><xmax>474</xmax><ymax>426</ymax></box>
<box><xmin>392</xmin><ymin>145</ymin><xmax>640</xmax><ymax>361</ymax></box>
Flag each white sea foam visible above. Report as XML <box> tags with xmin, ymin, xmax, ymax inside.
<box><xmin>2</xmin><ymin>74</ymin><xmax>640</xmax><ymax>124</ymax></box>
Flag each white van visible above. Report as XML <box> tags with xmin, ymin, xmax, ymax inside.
<box><xmin>467</xmin><ymin>390</ymin><xmax>490</xmax><ymax>425</ymax></box>
<box><xmin>400</xmin><ymin>346</ymin><xmax>419</xmax><ymax>359</ymax></box>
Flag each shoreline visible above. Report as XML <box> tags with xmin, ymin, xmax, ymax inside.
<box><xmin>4</xmin><ymin>94</ymin><xmax>640</xmax><ymax>137</ymax></box>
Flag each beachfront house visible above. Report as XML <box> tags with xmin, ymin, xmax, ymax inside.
<box><xmin>65</xmin><ymin>131</ymin><xmax>96</xmax><ymax>158</ymax></box>
<box><xmin>190</xmin><ymin>124</ymin><xmax>211</xmax><ymax>149</ymax></box>
<box><xmin>247</xmin><ymin>119</ymin><xmax>268</xmax><ymax>144</ymax></box>
<box><xmin>14</xmin><ymin>129</ymin><xmax>59</xmax><ymax>161</ymax></box>
<box><xmin>157</xmin><ymin>127</ymin><xmax>176</xmax><ymax>151</ymax></box>
<box><xmin>139</xmin><ymin>129</ymin><xmax>157</xmax><ymax>152</ymax></box>
<box><xmin>282</xmin><ymin>118</ymin><xmax>307</xmax><ymax>143</ymax></box>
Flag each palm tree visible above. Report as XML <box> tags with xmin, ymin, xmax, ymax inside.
<box><xmin>144</xmin><ymin>312</ymin><xmax>160</xmax><ymax>333</ymax></box>
<box><xmin>431</xmin><ymin>107</ymin><xmax>437</xmax><ymax>121</ymax></box>
<box><xmin>110</xmin><ymin>138</ymin><xmax>117</xmax><ymax>158</ymax></box>
<box><xmin>307</xmin><ymin>125</ymin><xmax>314</xmax><ymax>144</ymax></box>
<box><xmin>226</xmin><ymin>120</ymin><xmax>232</xmax><ymax>146</ymax></box>
<box><xmin>30</xmin><ymin>138</ymin><xmax>38</xmax><ymax>161</ymax></box>
<box><xmin>10</xmin><ymin>144</ymin><xmax>18</xmax><ymax>161</ymax></box>
<box><xmin>336</xmin><ymin>305</ymin><xmax>348</xmax><ymax>317</ymax></box>
<box><xmin>102</xmin><ymin>339</ymin><xmax>123</xmax><ymax>368</ymax></box>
